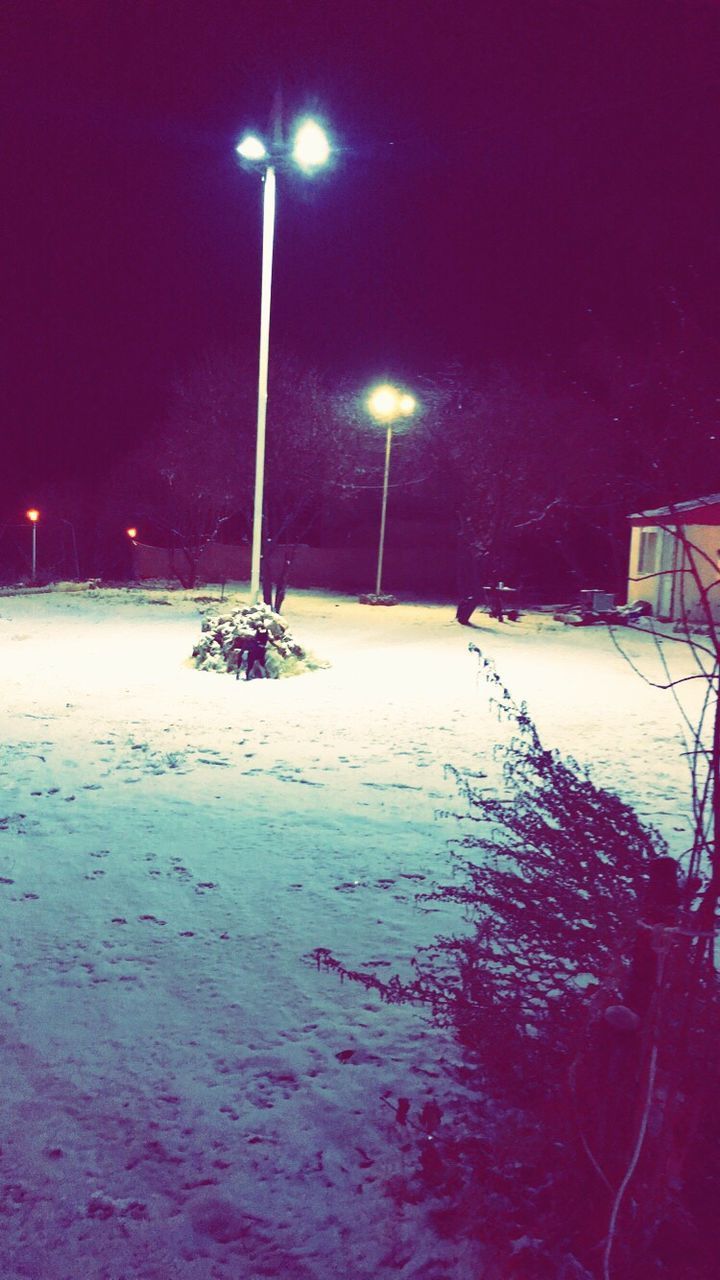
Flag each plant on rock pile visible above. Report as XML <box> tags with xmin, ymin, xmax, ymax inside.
<box><xmin>192</xmin><ymin>603</ymin><xmax>326</xmax><ymax>679</ymax></box>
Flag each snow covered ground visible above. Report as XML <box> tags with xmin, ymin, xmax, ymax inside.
<box><xmin>0</xmin><ymin>586</ymin><xmax>697</xmax><ymax>1279</ymax></box>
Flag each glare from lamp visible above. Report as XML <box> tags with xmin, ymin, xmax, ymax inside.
<box><xmin>367</xmin><ymin>385</ymin><xmax>401</xmax><ymax>422</ymax></box>
<box><xmin>399</xmin><ymin>393</ymin><xmax>416</xmax><ymax>417</ymax></box>
<box><xmin>236</xmin><ymin>134</ymin><xmax>268</xmax><ymax>162</ymax></box>
<box><xmin>292</xmin><ymin>119</ymin><xmax>331</xmax><ymax>171</ymax></box>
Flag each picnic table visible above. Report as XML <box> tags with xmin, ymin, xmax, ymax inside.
<box><xmin>482</xmin><ymin>584</ymin><xmax>518</xmax><ymax>620</ymax></box>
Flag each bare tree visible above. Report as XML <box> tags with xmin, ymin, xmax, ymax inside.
<box><xmin>119</xmin><ymin>346</ymin><xmax>357</xmax><ymax>597</ymax></box>
<box><xmin>419</xmin><ymin>363</ymin><xmax>610</xmax><ymax>606</ymax></box>
<box><xmin>258</xmin><ymin>354</ymin><xmax>356</xmax><ymax>608</ymax></box>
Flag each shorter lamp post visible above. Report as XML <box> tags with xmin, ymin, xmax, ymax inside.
<box><xmin>126</xmin><ymin>528</ymin><xmax>138</xmax><ymax>580</ymax></box>
<box><xmin>26</xmin><ymin>508</ymin><xmax>40</xmax><ymax>582</ymax></box>
<box><xmin>366</xmin><ymin>385</ymin><xmax>417</xmax><ymax>598</ymax></box>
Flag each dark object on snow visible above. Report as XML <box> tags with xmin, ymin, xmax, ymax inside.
<box><xmin>232</xmin><ymin>628</ymin><xmax>269</xmax><ymax>679</ymax></box>
<box><xmin>555</xmin><ymin>599</ymin><xmax>653</xmax><ymax>627</ymax></box>
<box><xmin>626</xmin><ymin>599</ymin><xmax>653</xmax><ymax>617</ymax></box>
<box><xmin>456</xmin><ymin>583</ymin><xmax>519</xmax><ymax>625</ymax></box>
<box><xmin>395</xmin><ymin>1097</ymin><xmax>411</xmax><ymax>1125</ymax></box>
<box><xmin>456</xmin><ymin>595</ymin><xmax>478</xmax><ymax>625</ymax></box>
<box><xmin>418</xmin><ymin>1139</ymin><xmax>444</xmax><ymax>1186</ymax></box>
<box><xmin>579</xmin><ymin>588</ymin><xmax>616</xmax><ymax>613</ymax></box>
<box><xmin>358</xmin><ymin>592</ymin><xmax>397</xmax><ymax>606</ymax></box>
<box><xmin>194</xmin><ymin>603</ymin><xmax>323</xmax><ymax>679</ymax></box>
<box><xmin>242</xmin><ymin>627</ymin><xmax>269</xmax><ymax>680</ymax></box>
<box><xmin>486</xmin><ymin>583</ymin><xmax>516</xmax><ymax>621</ymax></box>
<box><xmin>419</xmin><ymin>1099</ymin><xmax>443</xmax><ymax>1133</ymax></box>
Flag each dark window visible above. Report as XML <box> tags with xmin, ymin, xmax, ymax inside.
<box><xmin>638</xmin><ymin>530</ymin><xmax>658</xmax><ymax>575</ymax></box>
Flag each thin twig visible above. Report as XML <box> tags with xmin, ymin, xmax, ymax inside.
<box><xmin>567</xmin><ymin>1055</ymin><xmax>614</xmax><ymax>1192</ymax></box>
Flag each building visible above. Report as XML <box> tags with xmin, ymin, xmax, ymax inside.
<box><xmin>627</xmin><ymin>494</ymin><xmax>720</xmax><ymax>621</ymax></box>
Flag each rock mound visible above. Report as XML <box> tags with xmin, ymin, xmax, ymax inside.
<box><xmin>192</xmin><ymin>603</ymin><xmax>327</xmax><ymax>680</ymax></box>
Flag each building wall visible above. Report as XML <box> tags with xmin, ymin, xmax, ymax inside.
<box><xmin>627</xmin><ymin>522</ymin><xmax>720</xmax><ymax>620</ymax></box>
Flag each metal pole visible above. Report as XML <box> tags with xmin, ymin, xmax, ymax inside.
<box><xmin>249</xmin><ymin>164</ymin><xmax>276</xmax><ymax>602</ymax></box>
<box><xmin>31</xmin><ymin>524</ymin><xmax>37</xmax><ymax>582</ymax></box>
<box><xmin>375</xmin><ymin>423</ymin><xmax>393</xmax><ymax>596</ymax></box>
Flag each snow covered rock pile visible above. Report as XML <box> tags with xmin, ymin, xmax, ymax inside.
<box><xmin>192</xmin><ymin>602</ymin><xmax>327</xmax><ymax>679</ymax></box>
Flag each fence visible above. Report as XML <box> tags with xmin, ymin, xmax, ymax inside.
<box><xmin>131</xmin><ymin>540</ymin><xmax>458</xmax><ymax>599</ymax></box>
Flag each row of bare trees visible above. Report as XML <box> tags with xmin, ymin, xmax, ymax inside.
<box><xmin>22</xmin><ymin>297</ymin><xmax>715</xmax><ymax>597</ymax></box>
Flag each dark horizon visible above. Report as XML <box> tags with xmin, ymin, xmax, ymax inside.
<box><xmin>3</xmin><ymin>0</ymin><xmax>720</xmax><ymax>499</ymax></box>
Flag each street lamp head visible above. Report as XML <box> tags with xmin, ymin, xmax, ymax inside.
<box><xmin>367</xmin><ymin>385</ymin><xmax>400</xmax><ymax>421</ymax></box>
<box><xmin>235</xmin><ymin>117</ymin><xmax>332</xmax><ymax>175</ymax></box>
<box><xmin>26</xmin><ymin>508</ymin><xmax>40</xmax><ymax>523</ymax></box>
<box><xmin>367</xmin><ymin>384</ymin><xmax>418</xmax><ymax>424</ymax></box>
<box><xmin>292</xmin><ymin>118</ymin><xmax>331</xmax><ymax>172</ymax></box>
<box><xmin>236</xmin><ymin>134</ymin><xmax>268</xmax><ymax>163</ymax></box>
<box><xmin>126</xmin><ymin>527</ymin><xmax>138</xmax><ymax>540</ymax></box>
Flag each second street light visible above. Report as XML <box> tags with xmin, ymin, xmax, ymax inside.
<box><xmin>366</xmin><ymin>384</ymin><xmax>417</xmax><ymax>600</ymax></box>
<box><xmin>235</xmin><ymin>116</ymin><xmax>332</xmax><ymax>602</ymax></box>
<box><xmin>26</xmin><ymin>508</ymin><xmax>40</xmax><ymax>583</ymax></box>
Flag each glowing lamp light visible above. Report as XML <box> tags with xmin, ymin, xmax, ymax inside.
<box><xmin>126</xmin><ymin>527</ymin><xmax>138</xmax><ymax>540</ymax></box>
<box><xmin>399</xmin><ymin>393</ymin><xmax>416</xmax><ymax>417</ymax></box>
<box><xmin>236</xmin><ymin>134</ymin><xmax>268</xmax><ymax>162</ymax></box>
<box><xmin>367</xmin><ymin>385</ymin><xmax>402</xmax><ymax>422</ymax></box>
<box><xmin>26</xmin><ymin>508</ymin><xmax>40</xmax><ymax>523</ymax></box>
<box><xmin>292</xmin><ymin>119</ymin><xmax>331</xmax><ymax>171</ymax></box>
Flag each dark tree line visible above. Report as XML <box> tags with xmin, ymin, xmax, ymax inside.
<box><xmin>17</xmin><ymin>301</ymin><xmax>717</xmax><ymax>598</ymax></box>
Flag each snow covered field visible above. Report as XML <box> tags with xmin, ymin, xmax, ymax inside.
<box><xmin>0</xmin><ymin>586</ymin><xmax>696</xmax><ymax>1279</ymax></box>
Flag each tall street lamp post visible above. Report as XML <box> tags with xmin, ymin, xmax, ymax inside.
<box><xmin>366</xmin><ymin>385</ymin><xmax>417</xmax><ymax>598</ymax></box>
<box><xmin>26</xmin><ymin>508</ymin><xmax>40</xmax><ymax>582</ymax></box>
<box><xmin>235</xmin><ymin>116</ymin><xmax>331</xmax><ymax>602</ymax></box>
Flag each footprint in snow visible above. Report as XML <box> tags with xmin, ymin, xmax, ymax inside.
<box><xmin>190</xmin><ymin>1196</ymin><xmax>264</xmax><ymax>1244</ymax></box>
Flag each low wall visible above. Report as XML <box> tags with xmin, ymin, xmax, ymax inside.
<box><xmin>132</xmin><ymin>541</ymin><xmax>457</xmax><ymax>599</ymax></box>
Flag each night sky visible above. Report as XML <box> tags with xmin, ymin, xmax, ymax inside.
<box><xmin>3</xmin><ymin>0</ymin><xmax>720</xmax><ymax>496</ymax></box>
